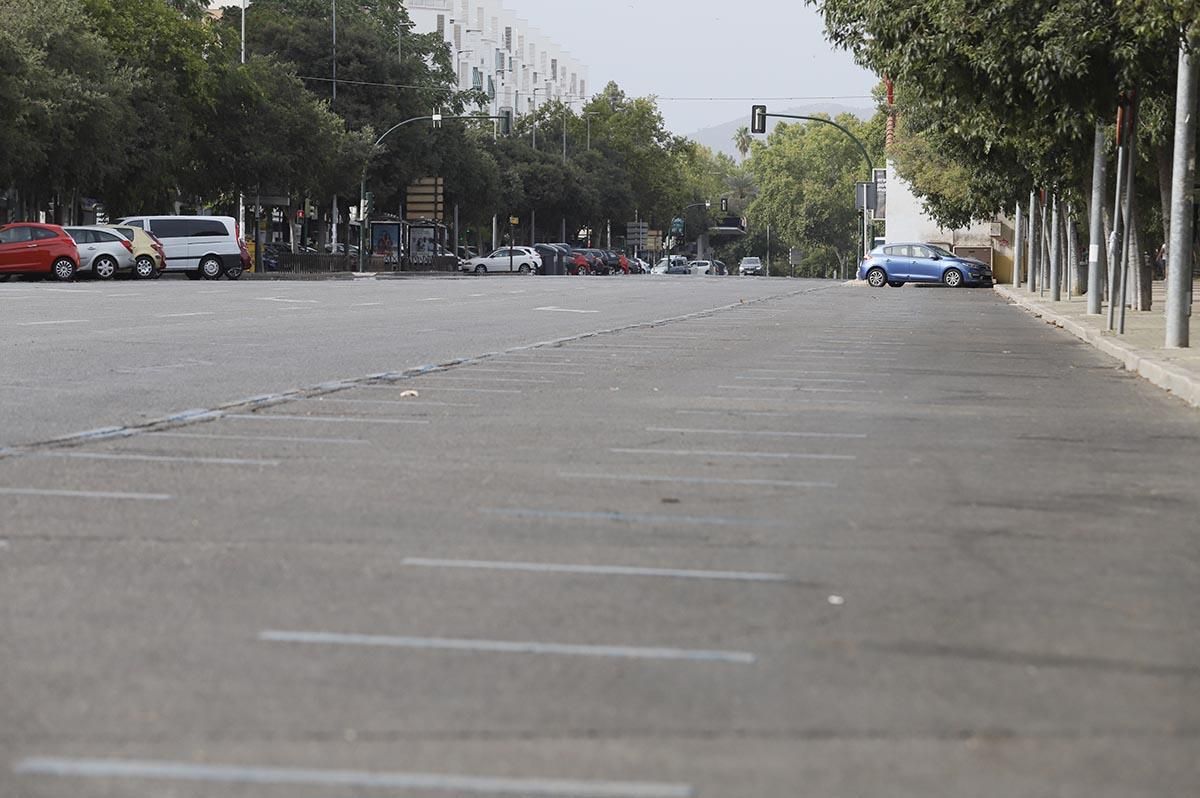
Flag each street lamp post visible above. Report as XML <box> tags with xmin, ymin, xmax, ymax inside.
<box><xmin>358</xmin><ymin>114</ymin><xmax>441</xmax><ymax>272</ymax></box>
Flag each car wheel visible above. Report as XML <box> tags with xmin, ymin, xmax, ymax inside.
<box><xmin>474</xmin><ymin>264</ymin><xmax>487</xmax><ymax>273</ymax></box>
<box><xmin>518</xmin><ymin>264</ymin><xmax>531</xmax><ymax>274</ymax></box>
<box><xmin>942</xmin><ymin>268</ymin><xmax>964</xmax><ymax>288</ymax></box>
<box><xmin>133</xmin><ymin>256</ymin><xmax>157</xmax><ymax>280</ymax></box>
<box><xmin>92</xmin><ymin>255</ymin><xmax>118</xmax><ymax>280</ymax></box>
<box><xmin>199</xmin><ymin>256</ymin><xmax>223</xmax><ymax>280</ymax></box>
<box><xmin>225</xmin><ymin>264</ymin><xmax>243</xmax><ymax>280</ymax></box>
<box><xmin>866</xmin><ymin>267</ymin><xmax>887</xmax><ymax>288</ymax></box>
<box><xmin>888</xmin><ymin>281</ymin><xmax>905</xmax><ymax>288</ymax></box>
<box><xmin>51</xmin><ymin>257</ymin><xmax>76</xmax><ymax>282</ymax></box>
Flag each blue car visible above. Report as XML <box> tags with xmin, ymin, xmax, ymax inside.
<box><xmin>858</xmin><ymin>243</ymin><xmax>993</xmax><ymax>288</ymax></box>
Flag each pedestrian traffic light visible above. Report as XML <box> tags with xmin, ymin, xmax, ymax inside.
<box><xmin>720</xmin><ymin>197</ymin><xmax>729</xmax><ymax>213</ymax></box>
<box><xmin>751</xmin><ymin>104</ymin><xmax>767</xmax><ymax>135</ymax></box>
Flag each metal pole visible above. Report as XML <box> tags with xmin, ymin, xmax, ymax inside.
<box><xmin>1166</xmin><ymin>36</ymin><xmax>1198</xmax><ymax>348</ymax></box>
<box><xmin>1107</xmin><ymin>108</ymin><xmax>1128</xmax><ymax>329</ymax></box>
<box><xmin>1118</xmin><ymin>101</ymin><xmax>1139</xmax><ymax>334</ymax></box>
<box><xmin>1027</xmin><ymin>191</ymin><xmax>1039</xmax><ymax>293</ymax></box>
<box><xmin>237</xmin><ymin>0</ymin><xmax>246</xmax><ymax>256</ymax></box>
<box><xmin>331</xmin><ymin>0</ymin><xmax>338</xmax><ymax>257</ymax></box>
<box><xmin>1012</xmin><ymin>202</ymin><xmax>1024</xmax><ymax>287</ymax></box>
<box><xmin>1049</xmin><ymin>195</ymin><xmax>1062</xmax><ymax>301</ymax></box>
<box><xmin>1087</xmin><ymin>124</ymin><xmax>1107</xmax><ymax>314</ymax></box>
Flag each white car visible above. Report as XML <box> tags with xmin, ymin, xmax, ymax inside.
<box><xmin>739</xmin><ymin>256</ymin><xmax>764</xmax><ymax>276</ymax></box>
<box><xmin>63</xmin><ymin>226</ymin><xmax>136</xmax><ymax>279</ymax></box>
<box><xmin>462</xmin><ymin>246</ymin><xmax>540</xmax><ymax>274</ymax></box>
<box><xmin>688</xmin><ymin>260</ymin><xmax>714</xmax><ymax>275</ymax></box>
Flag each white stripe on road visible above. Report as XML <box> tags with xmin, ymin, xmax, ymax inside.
<box><xmin>226</xmin><ymin>414</ymin><xmax>430</xmax><ymax>425</ymax></box>
<box><xmin>535</xmin><ymin>306</ymin><xmax>600</xmax><ymax>313</ymax></box>
<box><xmin>611</xmin><ymin>448</ymin><xmax>855</xmax><ymax>461</ymax></box>
<box><xmin>260</xmin><ymin>630</ymin><xmax>755</xmax><ymax>664</ymax></box>
<box><xmin>42</xmin><ymin>452</ymin><xmax>279</xmax><ymax>466</ymax></box>
<box><xmin>260</xmin><ymin>297</ymin><xmax>319</xmax><ymax>304</ymax></box>
<box><xmin>17</xmin><ymin>319</ymin><xmax>89</xmax><ymax>326</ymax></box>
<box><xmin>402</xmin><ymin>557</ymin><xmax>789</xmax><ymax>583</ymax></box>
<box><xmin>647</xmin><ymin>427</ymin><xmax>867</xmax><ymax>439</ymax></box>
<box><xmin>150</xmin><ymin>432</ymin><xmax>369</xmax><ymax>445</ymax></box>
<box><xmin>745</xmin><ymin>369</ymin><xmax>884</xmax><ymax>376</ymax></box>
<box><xmin>305</xmin><ymin>398</ymin><xmax>480</xmax><ymax>408</ymax></box>
<box><xmin>735</xmin><ymin>376</ymin><xmax>868</xmax><ymax>384</ymax></box>
<box><xmin>353</xmin><ymin>302</ymin><xmax>383</xmax><ymax>307</ymax></box>
<box><xmin>561</xmin><ymin>472</ymin><xmax>837</xmax><ymax>489</ymax></box>
<box><xmin>154</xmin><ymin>312</ymin><xmax>215</xmax><ymax>318</ymax></box>
<box><xmin>0</xmin><ymin>487</ymin><xmax>172</xmax><ymax>501</ymax></box>
<box><xmin>14</xmin><ymin>757</ymin><xmax>694</xmax><ymax>798</ymax></box>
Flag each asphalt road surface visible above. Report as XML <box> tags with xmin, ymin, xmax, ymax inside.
<box><xmin>1</xmin><ymin>275</ymin><xmax>1197</xmax><ymax>797</ymax></box>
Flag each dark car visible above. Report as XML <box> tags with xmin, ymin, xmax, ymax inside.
<box><xmin>575</xmin><ymin>248</ymin><xmax>609</xmax><ymax>275</ymax></box>
<box><xmin>599</xmin><ymin>250</ymin><xmax>628</xmax><ymax>274</ymax></box>
<box><xmin>665</xmin><ymin>261</ymin><xmax>692</xmax><ymax>275</ymax></box>
<box><xmin>0</xmin><ymin>222</ymin><xmax>79</xmax><ymax>281</ymax></box>
<box><xmin>567</xmin><ymin>250</ymin><xmax>591</xmax><ymax>275</ymax></box>
<box><xmin>858</xmin><ymin>242</ymin><xmax>993</xmax><ymax>288</ymax></box>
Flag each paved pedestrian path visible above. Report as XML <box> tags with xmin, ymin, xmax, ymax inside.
<box><xmin>995</xmin><ymin>280</ymin><xmax>1200</xmax><ymax>408</ymax></box>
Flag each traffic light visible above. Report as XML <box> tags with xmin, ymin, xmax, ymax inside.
<box><xmin>720</xmin><ymin>197</ymin><xmax>729</xmax><ymax>213</ymax></box>
<box><xmin>499</xmin><ymin>109</ymin><xmax>513</xmax><ymax>136</ymax></box>
<box><xmin>751</xmin><ymin>104</ymin><xmax>767</xmax><ymax>135</ymax></box>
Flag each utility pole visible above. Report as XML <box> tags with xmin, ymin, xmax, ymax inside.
<box><xmin>1049</xmin><ymin>195</ymin><xmax>1062</xmax><ymax>301</ymax></box>
<box><xmin>1087</xmin><ymin>124</ymin><xmax>1107</xmax><ymax>314</ymax></box>
<box><xmin>1012</xmin><ymin>202</ymin><xmax>1023</xmax><ymax>288</ymax></box>
<box><xmin>1166</xmin><ymin>35</ymin><xmax>1198</xmax><ymax>348</ymax></box>
<box><xmin>1027</xmin><ymin>191</ymin><xmax>1039</xmax><ymax>294</ymax></box>
<box><xmin>331</xmin><ymin>0</ymin><xmax>339</xmax><ymax>258</ymax></box>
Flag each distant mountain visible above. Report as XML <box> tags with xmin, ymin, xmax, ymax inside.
<box><xmin>688</xmin><ymin>103</ymin><xmax>875</xmax><ymax>159</ymax></box>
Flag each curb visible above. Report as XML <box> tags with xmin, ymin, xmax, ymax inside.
<box><xmin>994</xmin><ymin>285</ymin><xmax>1200</xmax><ymax>409</ymax></box>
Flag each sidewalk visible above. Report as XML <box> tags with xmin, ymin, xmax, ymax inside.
<box><xmin>994</xmin><ymin>281</ymin><xmax>1200</xmax><ymax>409</ymax></box>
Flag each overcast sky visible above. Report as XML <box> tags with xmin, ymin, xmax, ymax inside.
<box><xmin>503</xmin><ymin>0</ymin><xmax>877</xmax><ymax>135</ymax></box>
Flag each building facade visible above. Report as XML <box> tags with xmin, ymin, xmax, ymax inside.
<box><xmin>404</xmin><ymin>0</ymin><xmax>588</xmax><ymax>120</ymax></box>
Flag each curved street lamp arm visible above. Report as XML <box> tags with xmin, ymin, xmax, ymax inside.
<box><xmin>763</xmin><ymin>113</ymin><xmax>873</xmax><ymax>176</ymax></box>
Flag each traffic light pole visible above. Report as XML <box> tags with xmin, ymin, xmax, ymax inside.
<box><xmin>751</xmin><ymin>106</ymin><xmax>875</xmax><ymax>258</ymax></box>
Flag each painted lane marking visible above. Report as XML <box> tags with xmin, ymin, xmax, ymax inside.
<box><xmin>459</xmin><ymin>367</ymin><xmax>587</xmax><ymax>376</ymax></box>
<box><xmin>304</xmin><ymin>398</ymin><xmax>480</xmax><ymax>408</ymax></box>
<box><xmin>745</xmin><ymin>369</ymin><xmax>885</xmax><ymax>376</ymax></box>
<box><xmin>674</xmin><ymin>409</ymin><xmax>809</xmax><ymax>418</ymax></box>
<box><xmin>42</xmin><ymin>452</ymin><xmax>279</xmax><ymax>466</ymax></box>
<box><xmin>353</xmin><ymin>302</ymin><xmax>383</xmax><ymax>307</ymax></box>
<box><xmin>225</xmin><ymin>414</ymin><xmax>430</xmax><ymax>425</ymax></box>
<box><xmin>103</xmin><ymin>293</ymin><xmax>143</xmax><ymax>297</ymax></box>
<box><xmin>561</xmin><ymin>472</ymin><xmax>837</xmax><ymax>489</ymax></box>
<box><xmin>417</xmin><ymin>297</ymin><xmax>446</xmax><ymax>302</ymax></box>
<box><xmin>399</xmin><ymin>387</ymin><xmax>522</xmax><ymax>394</ymax></box>
<box><xmin>150</xmin><ymin>432</ymin><xmax>368</xmax><ymax>445</ymax></box>
<box><xmin>715</xmin><ymin>385</ymin><xmax>864</xmax><ymax>394</ymax></box>
<box><xmin>14</xmin><ymin>757</ymin><xmax>694</xmax><ymax>798</ymax></box>
<box><xmin>17</xmin><ymin>319</ymin><xmax>89</xmax><ymax>326</ymax></box>
<box><xmin>483</xmin><ymin>507</ymin><xmax>790</xmax><ymax>528</ymax></box>
<box><xmin>0</xmin><ymin>487</ymin><xmax>172</xmax><ymax>501</ymax></box>
<box><xmin>535</xmin><ymin>306</ymin><xmax>600</xmax><ymax>313</ymax></box>
<box><xmin>610</xmin><ymin>448</ymin><xmax>855</xmax><ymax>461</ymax></box>
<box><xmin>646</xmin><ymin>427</ymin><xmax>867</xmax><ymax>439</ymax></box>
<box><xmin>154</xmin><ymin>312</ymin><xmax>215</xmax><ymax>318</ymax></box>
<box><xmin>260</xmin><ymin>297</ymin><xmax>319</xmax><ymax>304</ymax></box>
<box><xmin>402</xmin><ymin>557</ymin><xmax>789</xmax><ymax>583</ymax></box>
<box><xmin>735</xmin><ymin>376</ymin><xmax>868</xmax><ymax>384</ymax></box>
<box><xmin>260</xmin><ymin>630</ymin><xmax>755</xmax><ymax>664</ymax></box>
<box><xmin>421</xmin><ymin>375</ymin><xmax>553</xmax><ymax>384</ymax></box>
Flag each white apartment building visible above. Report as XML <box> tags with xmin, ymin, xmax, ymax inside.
<box><xmin>404</xmin><ymin>0</ymin><xmax>588</xmax><ymax>120</ymax></box>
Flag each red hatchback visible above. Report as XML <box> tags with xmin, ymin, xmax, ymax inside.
<box><xmin>0</xmin><ymin>222</ymin><xmax>79</xmax><ymax>281</ymax></box>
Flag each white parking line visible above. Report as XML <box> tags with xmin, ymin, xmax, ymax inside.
<box><xmin>402</xmin><ymin>557</ymin><xmax>789</xmax><ymax>582</ymax></box>
<box><xmin>42</xmin><ymin>452</ymin><xmax>280</xmax><ymax>466</ymax></box>
<box><xmin>561</xmin><ymin>472</ymin><xmax>837</xmax><ymax>489</ymax></box>
<box><xmin>646</xmin><ymin>427</ymin><xmax>867</xmax><ymax>439</ymax></box>
<box><xmin>611</xmin><ymin>448</ymin><xmax>855</xmax><ymax>461</ymax></box>
<box><xmin>535</xmin><ymin>306</ymin><xmax>599</xmax><ymax>313</ymax></box>
<box><xmin>154</xmin><ymin>312</ymin><xmax>216</xmax><ymax>318</ymax></box>
<box><xmin>354</xmin><ymin>302</ymin><xmax>383</xmax><ymax>307</ymax></box>
<box><xmin>260</xmin><ymin>630</ymin><xmax>755</xmax><ymax>664</ymax></box>
<box><xmin>226</xmin><ymin>414</ymin><xmax>430</xmax><ymax>425</ymax></box>
<box><xmin>0</xmin><ymin>487</ymin><xmax>172</xmax><ymax>501</ymax></box>
<box><xmin>260</xmin><ymin>297</ymin><xmax>319</xmax><ymax>304</ymax></box>
<box><xmin>150</xmin><ymin>432</ymin><xmax>369</xmax><ymax>445</ymax></box>
<box><xmin>417</xmin><ymin>297</ymin><xmax>446</xmax><ymax>302</ymax></box>
<box><xmin>17</xmin><ymin>319</ymin><xmax>89</xmax><ymax>326</ymax></box>
<box><xmin>14</xmin><ymin>757</ymin><xmax>694</xmax><ymax>798</ymax></box>
<box><xmin>735</xmin><ymin>376</ymin><xmax>868</xmax><ymax>384</ymax></box>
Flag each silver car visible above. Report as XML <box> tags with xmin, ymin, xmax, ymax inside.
<box><xmin>64</xmin><ymin>226</ymin><xmax>137</xmax><ymax>279</ymax></box>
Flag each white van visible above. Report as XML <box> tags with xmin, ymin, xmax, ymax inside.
<box><xmin>117</xmin><ymin>215</ymin><xmax>248</xmax><ymax>280</ymax></box>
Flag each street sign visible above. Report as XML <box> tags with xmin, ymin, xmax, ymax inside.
<box><xmin>871</xmin><ymin>167</ymin><xmax>887</xmax><ymax>220</ymax></box>
<box><xmin>669</xmin><ymin>217</ymin><xmax>685</xmax><ymax>236</ymax></box>
<box><xmin>509</xmin><ymin>216</ymin><xmax>520</xmax><ymax>226</ymax></box>
<box><xmin>645</xmin><ymin>230</ymin><xmax>662</xmax><ymax>250</ymax></box>
<box><xmin>626</xmin><ymin>221</ymin><xmax>649</xmax><ymax>246</ymax></box>
<box><xmin>406</xmin><ymin>177</ymin><xmax>444</xmax><ymax>221</ymax></box>
<box><xmin>855</xmin><ymin>181</ymin><xmax>877</xmax><ymax>211</ymax></box>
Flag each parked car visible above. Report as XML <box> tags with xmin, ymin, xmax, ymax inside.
<box><xmin>739</xmin><ymin>256</ymin><xmax>764</xmax><ymax>276</ymax></box>
<box><xmin>598</xmin><ymin>250</ymin><xmax>628</xmax><ymax>274</ymax></box>
<box><xmin>653</xmin><ymin>256</ymin><xmax>689</xmax><ymax>274</ymax></box>
<box><xmin>711</xmin><ymin>259</ymin><xmax>728</xmax><ymax>276</ymax></box>
<box><xmin>859</xmin><ymin>242</ymin><xmax>993</xmax><ymax>288</ymax></box>
<box><xmin>63</xmin><ymin>226</ymin><xmax>137</xmax><ymax>280</ymax></box>
<box><xmin>580</xmin><ymin>248</ymin><xmax>611</xmax><ymax>275</ymax></box>
<box><xmin>629</xmin><ymin>256</ymin><xmax>651</xmax><ymax>274</ymax></box>
<box><xmin>105</xmin><ymin>225</ymin><xmax>166</xmax><ymax>279</ymax></box>
<box><xmin>0</xmin><ymin>222</ymin><xmax>79</xmax><ymax>281</ymax></box>
<box><xmin>118</xmin><ymin>215</ymin><xmax>249</xmax><ymax>279</ymax></box>
<box><xmin>462</xmin><ymin>246</ymin><xmax>540</xmax><ymax>273</ymax></box>
<box><xmin>567</xmin><ymin>250</ymin><xmax>591</xmax><ymax>275</ymax></box>
<box><xmin>665</xmin><ymin>261</ymin><xmax>692</xmax><ymax>275</ymax></box>
<box><xmin>688</xmin><ymin>260</ymin><xmax>715</xmax><ymax>275</ymax></box>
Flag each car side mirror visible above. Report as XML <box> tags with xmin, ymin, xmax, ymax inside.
<box><xmin>931</xmin><ymin>254</ymin><xmax>941</xmax><ymax>260</ymax></box>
